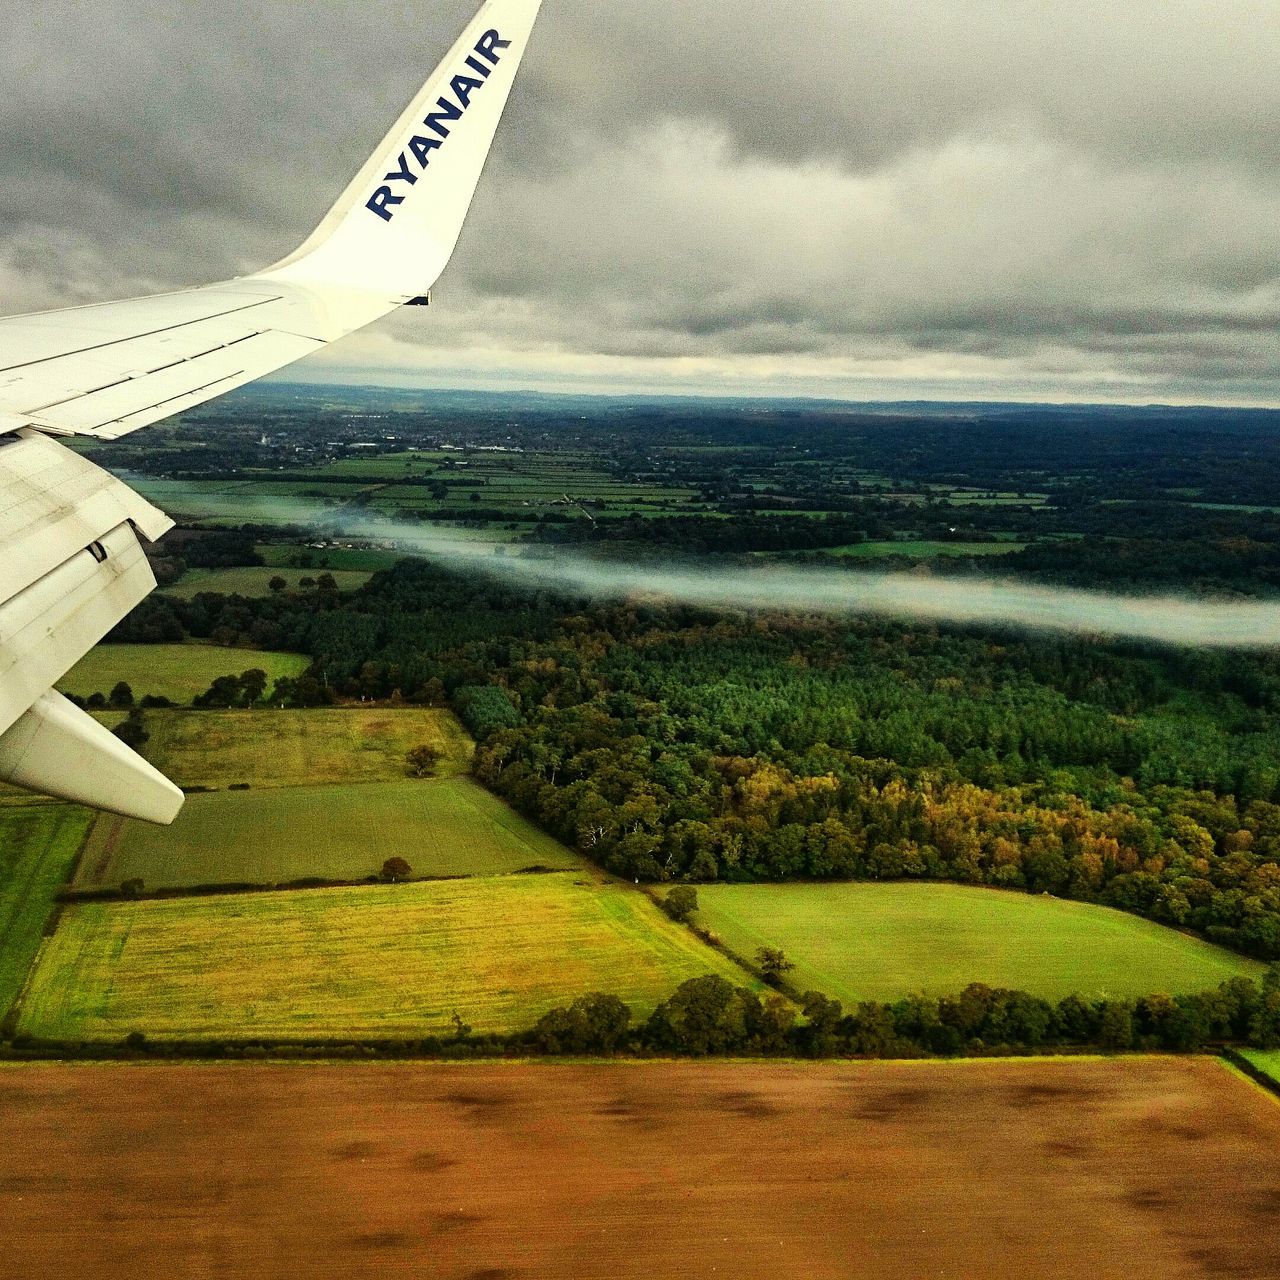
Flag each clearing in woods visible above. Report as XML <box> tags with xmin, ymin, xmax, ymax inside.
<box><xmin>18</xmin><ymin>873</ymin><xmax>755</xmax><ymax>1040</ymax></box>
<box><xmin>694</xmin><ymin>881</ymin><xmax>1264</xmax><ymax>1002</ymax></box>
<box><xmin>161</xmin><ymin>566</ymin><xmax>374</xmax><ymax>599</ymax></box>
<box><xmin>77</xmin><ymin>777</ymin><xmax>580</xmax><ymax>890</ymax></box>
<box><xmin>0</xmin><ymin>807</ymin><xmax>93</xmax><ymax>1017</ymax></box>
<box><xmin>57</xmin><ymin>645</ymin><xmax>309</xmax><ymax>705</ymax></box>
<box><xmin>0</xmin><ymin>1058</ymin><xmax>1276</xmax><ymax>1280</ymax></box>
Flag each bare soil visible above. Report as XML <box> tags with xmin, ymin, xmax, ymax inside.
<box><xmin>0</xmin><ymin>1057</ymin><xmax>1276</xmax><ymax>1280</ymax></box>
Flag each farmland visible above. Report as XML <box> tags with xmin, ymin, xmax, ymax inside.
<box><xmin>19</xmin><ymin>873</ymin><xmax>754</xmax><ymax>1040</ymax></box>
<box><xmin>1241</xmin><ymin>1050</ymin><xmax>1280</xmax><ymax>1089</ymax></box>
<box><xmin>1</xmin><ymin>1058</ymin><xmax>1277</xmax><ymax>1280</ymax></box>
<box><xmin>694</xmin><ymin>883</ymin><xmax>1264</xmax><ymax>1002</ymax></box>
<box><xmin>77</xmin><ymin>777</ymin><xmax>580</xmax><ymax>890</ymax></box>
<box><xmin>0</xmin><ymin>806</ymin><xmax>93</xmax><ymax>1017</ymax></box>
<box><xmin>163</xmin><ymin>566</ymin><xmax>373</xmax><ymax>599</ymax></box>
<box><xmin>58</xmin><ymin>645</ymin><xmax>309</xmax><ymax>704</ymax></box>
<box><xmin>113</xmin><ymin>707</ymin><xmax>474</xmax><ymax>791</ymax></box>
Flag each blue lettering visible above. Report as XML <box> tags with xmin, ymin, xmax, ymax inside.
<box><xmin>475</xmin><ymin>30</ymin><xmax>511</xmax><ymax>64</ymax></box>
<box><xmin>366</xmin><ymin>32</ymin><xmax>515</xmax><ymax>221</ymax></box>
<box><xmin>423</xmin><ymin>95</ymin><xmax>463</xmax><ymax>139</ymax></box>
<box><xmin>409</xmin><ymin>134</ymin><xmax>442</xmax><ymax>167</ymax></box>
<box><xmin>451</xmin><ymin>74</ymin><xmax>486</xmax><ymax>108</ymax></box>
<box><xmin>383</xmin><ymin>151</ymin><xmax>417</xmax><ymax>186</ymax></box>
<box><xmin>366</xmin><ymin>187</ymin><xmax>404</xmax><ymax>222</ymax></box>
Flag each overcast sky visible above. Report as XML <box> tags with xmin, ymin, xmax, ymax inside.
<box><xmin>3</xmin><ymin>1</ymin><xmax>1278</xmax><ymax>404</ymax></box>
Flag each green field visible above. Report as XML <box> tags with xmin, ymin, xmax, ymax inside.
<box><xmin>822</xmin><ymin>540</ymin><xmax>1028</xmax><ymax>559</ymax></box>
<box><xmin>255</xmin><ymin>545</ymin><xmax>404</xmax><ymax>572</ymax></box>
<box><xmin>58</xmin><ymin>645</ymin><xmax>309</xmax><ymax>705</ymax></box>
<box><xmin>163</xmin><ymin>567</ymin><xmax>373</xmax><ymax>599</ymax></box>
<box><xmin>20</xmin><ymin>873</ymin><xmax>754</xmax><ymax>1040</ymax></box>
<box><xmin>0</xmin><ymin>806</ymin><xmax>93</xmax><ymax>1017</ymax></box>
<box><xmin>694</xmin><ymin>883</ymin><xmax>1264</xmax><ymax>1002</ymax></box>
<box><xmin>77</xmin><ymin>777</ymin><xmax>580</xmax><ymax>890</ymax></box>
<box><xmin>118</xmin><ymin>707</ymin><xmax>473</xmax><ymax>791</ymax></box>
<box><xmin>1241</xmin><ymin>1051</ymin><xmax>1280</xmax><ymax>1089</ymax></box>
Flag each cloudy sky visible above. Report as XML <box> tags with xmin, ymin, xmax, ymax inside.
<box><xmin>2</xmin><ymin>0</ymin><xmax>1278</xmax><ymax>404</ymax></box>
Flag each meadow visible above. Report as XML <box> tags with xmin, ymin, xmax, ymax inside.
<box><xmin>694</xmin><ymin>882</ymin><xmax>1264</xmax><ymax>1002</ymax></box>
<box><xmin>0</xmin><ymin>806</ymin><xmax>93</xmax><ymax>1017</ymax></box>
<box><xmin>77</xmin><ymin>777</ymin><xmax>581</xmax><ymax>889</ymax></box>
<box><xmin>58</xmin><ymin>645</ymin><xmax>309</xmax><ymax>704</ymax></box>
<box><xmin>163</xmin><ymin>566</ymin><xmax>373</xmax><ymax>599</ymax></box>
<box><xmin>1241</xmin><ymin>1050</ymin><xmax>1280</xmax><ymax>1089</ymax></box>
<box><xmin>117</xmin><ymin>707</ymin><xmax>474</xmax><ymax>791</ymax></box>
<box><xmin>19</xmin><ymin>873</ymin><xmax>755</xmax><ymax>1040</ymax></box>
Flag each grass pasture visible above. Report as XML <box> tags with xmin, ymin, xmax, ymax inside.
<box><xmin>694</xmin><ymin>882</ymin><xmax>1264</xmax><ymax>1003</ymax></box>
<box><xmin>0</xmin><ymin>806</ymin><xmax>93</xmax><ymax>1016</ymax></box>
<box><xmin>124</xmin><ymin>707</ymin><xmax>473</xmax><ymax>791</ymax></box>
<box><xmin>77</xmin><ymin>777</ymin><xmax>579</xmax><ymax>890</ymax></box>
<box><xmin>1241</xmin><ymin>1051</ymin><xmax>1280</xmax><ymax>1090</ymax></box>
<box><xmin>58</xmin><ymin>645</ymin><xmax>309</xmax><ymax>705</ymax></box>
<box><xmin>20</xmin><ymin>873</ymin><xmax>754</xmax><ymax>1040</ymax></box>
<box><xmin>163</xmin><ymin>567</ymin><xmax>373</xmax><ymax>599</ymax></box>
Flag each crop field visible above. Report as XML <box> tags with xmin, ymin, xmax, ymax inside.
<box><xmin>0</xmin><ymin>806</ymin><xmax>93</xmax><ymax>1016</ymax></box>
<box><xmin>1241</xmin><ymin>1050</ymin><xmax>1280</xmax><ymax>1088</ymax></box>
<box><xmin>694</xmin><ymin>882</ymin><xmax>1264</xmax><ymax>1002</ymax></box>
<box><xmin>1</xmin><ymin>1058</ymin><xmax>1276</xmax><ymax>1280</ymax></box>
<box><xmin>20</xmin><ymin>873</ymin><xmax>751</xmax><ymax>1040</ymax></box>
<box><xmin>58</xmin><ymin>645</ymin><xmax>309</xmax><ymax>704</ymax></box>
<box><xmin>77</xmin><ymin>777</ymin><xmax>580</xmax><ymax>890</ymax></box>
<box><xmin>117</xmin><ymin>707</ymin><xmax>473</xmax><ymax>791</ymax></box>
<box><xmin>116</xmin><ymin>478</ymin><xmax>336</xmax><ymax>525</ymax></box>
<box><xmin>163</xmin><ymin>566</ymin><xmax>373</xmax><ymax>599</ymax></box>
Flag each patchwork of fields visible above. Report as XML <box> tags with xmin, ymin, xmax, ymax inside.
<box><xmin>694</xmin><ymin>882</ymin><xmax>1265</xmax><ymax>1001</ymax></box>
<box><xmin>58</xmin><ymin>644</ymin><xmax>309</xmax><ymax>704</ymax></box>
<box><xmin>19</xmin><ymin>874</ymin><xmax>754</xmax><ymax>1040</ymax></box>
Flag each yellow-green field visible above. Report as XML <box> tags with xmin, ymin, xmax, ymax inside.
<box><xmin>0</xmin><ymin>806</ymin><xmax>93</xmax><ymax>1016</ymax></box>
<box><xmin>1241</xmin><ymin>1051</ymin><xmax>1280</xmax><ymax>1089</ymax></box>
<box><xmin>694</xmin><ymin>882</ymin><xmax>1264</xmax><ymax>1002</ymax></box>
<box><xmin>19</xmin><ymin>874</ymin><xmax>755</xmax><ymax>1040</ymax></box>
<box><xmin>163</xmin><ymin>567</ymin><xmax>373</xmax><ymax>599</ymax></box>
<box><xmin>77</xmin><ymin>777</ymin><xmax>581</xmax><ymax>889</ymax></box>
<box><xmin>119</xmin><ymin>707</ymin><xmax>473</xmax><ymax>791</ymax></box>
<box><xmin>58</xmin><ymin>645</ymin><xmax>309</xmax><ymax>704</ymax></box>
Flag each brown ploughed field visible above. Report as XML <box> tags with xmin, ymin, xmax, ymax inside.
<box><xmin>0</xmin><ymin>1057</ymin><xmax>1276</xmax><ymax>1280</ymax></box>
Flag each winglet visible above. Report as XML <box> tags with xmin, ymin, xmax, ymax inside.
<box><xmin>265</xmin><ymin>0</ymin><xmax>543</xmax><ymax>298</ymax></box>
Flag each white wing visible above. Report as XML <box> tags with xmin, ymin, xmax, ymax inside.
<box><xmin>0</xmin><ymin>0</ymin><xmax>543</xmax><ymax>823</ymax></box>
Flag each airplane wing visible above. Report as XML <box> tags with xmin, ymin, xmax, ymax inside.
<box><xmin>0</xmin><ymin>0</ymin><xmax>543</xmax><ymax>824</ymax></box>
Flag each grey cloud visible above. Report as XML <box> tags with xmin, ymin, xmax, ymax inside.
<box><xmin>1</xmin><ymin>1</ymin><xmax>1278</xmax><ymax>402</ymax></box>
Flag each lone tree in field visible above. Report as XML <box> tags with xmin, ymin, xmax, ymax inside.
<box><xmin>406</xmin><ymin>744</ymin><xmax>443</xmax><ymax>778</ymax></box>
<box><xmin>381</xmin><ymin>857</ymin><xmax>412</xmax><ymax>883</ymax></box>
<box><xmin>663</xmin><ymin>885</ymin><xmax>699</xmax><ymax>923</ymax></box>
<box><xmin>268</xmin><ymin>575</ymin><xmax>287</xmax><ymax>593</ymax></box>
<box><xmin>756</xmin><ymin>947</ymin><xmax>795</xmax><ymax>987</ymax></box>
